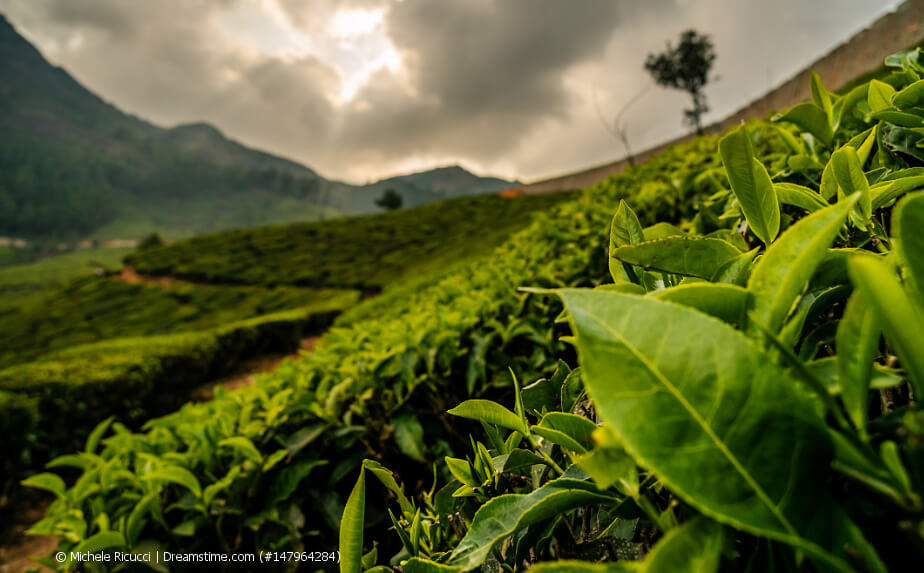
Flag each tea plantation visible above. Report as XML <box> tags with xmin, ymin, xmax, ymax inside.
<box><xmin>15</xmin><ymin>52</ymin><xmax>924</xmax><ymax>572</ymax></box>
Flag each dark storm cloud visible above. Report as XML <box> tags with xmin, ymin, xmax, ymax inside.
<box><xmin>0</xmin><ymin>0</ymin><xmax>902</xmax><ymax>181</ymax></box>
<box><xmin>332</xmin><ymin>0</ymin><xmax>625</xmax><ymax>168</ymax></box>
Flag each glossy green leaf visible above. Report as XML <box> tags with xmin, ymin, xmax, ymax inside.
<box><xmin>652</xmin><ymin>283</ymin><xmax>751</xmax><ymax>326</ymax></box>
<box><xmin>719</xmin><ymin>127</ymin><xmax>780</xmax><ymax>244</ymax></box>
<box><xmin>711</xmin><ymin>247</ymin><xmax>758</xmax><ymax>286</ymax></box>
<box><xmin>447</xmin><ymin>399</ymin><xmax>528</xmax><ymax>434</ymax></box>
<box><xmin>21</xmin><ymin>472</ymin><xmax>66</xmax><ymax>498</ymax></box>
<box><xmin>125</xmin><ymin>490</ymin><xmax>161</xmax><ymax>546</ymax></box>
<box><xmin>867</xmin><ymin>79</ymin><xmax>895</xmax><ymax>113</ymax></box>
<box><xmin>266</xmin><ymin>459</ymin><xmax>326</xmax><ymax>507</ymax></box>
<box><xmin>403</xmin><ymin>558</ymin><xmax>463</xmax><ymax>573</ymax></box>
<box><xmin>870</xmin><ymin>109</ymin><xmax>924</xmax><ymax>127</ymax></box>
<box><xmin>537</xmin><ymin>412</ymin><xmax>597</xmax><ymax>449</ymax></box>
<box><xmin>848</xmin><ymin>256</ymin><xmax>924</xmax><ymax>398</ymax></box>
<box><xmin>836</xmin><ymin>290</ymin><xmax>881</xmax><ymax>434</ymax></box>
<box><xmin>643</xmin><ymin>222</ymin><xmax>685</xmax><ymax>240</ymax></box>
<box><xmin>643</xmin><ymin>517</ymin><xmax>724</xmax><ymax>573</ymax></box>
<box><xmin>139</xmin><ymin>466</ymin><xmax>202</xmax><ymax>498</ymax></box>
<box><xmin>502</xmin><ymin>448</ymin><xmax>546</xmax><ymax>472</ymax></box>
<box><xmin>895</xmin><ymin>191</ymin><xmax>924</xmax><ymax>301</ymax></box>
<box><xmin>811</xmin><ymin>71</ymin><xmax>835</xmax><ymax>125</ymax></box>
<box><xmin>748</xmin><ymin>196</ymin><xmax>858</xmax><ymax>334</ymax></box>
<box><xmin>557</xmin><ymin>289</ymin><xmax>876</xmax><ymax>571</ymax></box>
<box><xmin>445</xmin><ymin>457</ymin><xmax>476</xmax><ymax>487</ymax></box>
<box><xmin>576</xmin><ymin>445</ymin><xmax>637</xmax><ymax>495</ymax></box>
<box><xmin>339</xmin><ymin>468</ymin><xmax>365</xmax><ymax>573</ymax></box>
<box><xmin>774</xmin><ymin>182</ymin><xmax>829</xmax><ymax>212</ymax></box>
<box><xmin>363</xmin><ymin>459</ymin><xmax>415</xmax><ymax>517</ymax></box>
<box><xmin>445</xmin><ymin>478</ymin><xmax>616</xmax><ymax>570</ymax></box>
<box><xmin>775</xmin><ymin>102</ymin><xmax>834</xmax><ymax>147</ymax></box>
<box><xmin>613</xmin><ymin>237</ymin><xmax>741</xmax><ymax>279</ymax></box>
<box><xmin>218</xmin><ymin>436</ymin><xmax>263</xmax><ymax>464</ymax></box>
<box><xmin>203</xmin><ymin>466</ymin><xmax>241</xmax><ymax>508</ymax></box>
<box><xmin>870</xmin><ymin>175</ymin><xmax>924</xmax><ymax>210</ymax></box>
<box><xmin>830</xmin><ymin>147</ymin><xmax>871</xmax><ymax>221</ymax></box>
<box><xmin>893</xmin><ymin>78</ymin><xmax>924</xmax><ymax>110</ymax></box>
<box><xmin>610</xmin><ymin>200</ymin><xmax>644</xmax><ymax>248</ymax></box>
<box><xmin>84</xmin><ymin>416</ymin><xmax>115</xmax><ymax>455</ymax></box>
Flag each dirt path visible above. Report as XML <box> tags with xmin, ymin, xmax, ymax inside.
<box><xmin>191</xmin><ymin>336</ymin><xmax>322</xmax><ymax>400</ymax></box>
<box><xmin>115</xmin><ymin>265</ymin><xmax>191</xmax><ymax>288</ymax></box>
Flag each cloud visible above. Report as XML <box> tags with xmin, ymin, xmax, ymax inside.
<box><xmin>0</xmin><ymin>0</ymin><xmax>904</xmax><ymax>182</ymax></box>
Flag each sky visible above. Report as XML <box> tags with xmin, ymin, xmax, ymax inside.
<box><xmin>0</xmin><ymin>0</ymin><xmax>903</xmax><ymax>184</ymax></box>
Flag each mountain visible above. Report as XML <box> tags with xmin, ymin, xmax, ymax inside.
<box><xmin>0</xmin><ymin>14</ymin><xmax>517</xmax><ymax>242</ymax></box>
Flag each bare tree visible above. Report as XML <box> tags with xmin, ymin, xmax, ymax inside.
<box><xmin>593</xmin><ymin>83</ymin><xmax>651</xmax><ymax>167</ymax></box>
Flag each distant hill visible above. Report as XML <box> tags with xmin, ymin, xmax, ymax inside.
<box><xmin>0</xmin><ymin>14</ymin><xmax>517</xmax><ymax>242</ymax></box>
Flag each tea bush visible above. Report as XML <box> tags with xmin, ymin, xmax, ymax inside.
<box><xmin>24</xmin><ymin>51</ymin><xmax>924</xmax><ymax>571</ymax></box>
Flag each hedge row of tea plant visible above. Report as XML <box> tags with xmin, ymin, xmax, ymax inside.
<box><xmin>24</xmin><ymin>50</ymin><xmax>924</xmax><ymax>571</ymax></box>
<box><xmin>0</xmin><ymin>278</ymin><xmax>358</xmax><ymax>369</ymax></box>
<box><xmin>125</xmin><ymin>193</ymin><xmax>569</xmax><ymax>292</ymax></box>
<box><xmin>0</xmin><ymin>302</ymin><xmax>346</xmax><ymax>503</ymax></box>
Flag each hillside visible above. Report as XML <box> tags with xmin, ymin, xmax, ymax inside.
<box><xmin>0</xmin><ymin>191</ymin><xmax>567</xmax><ymax>483</ymax></box>
<box><xmin>0</xmin><ymin>14</ymin><xmax>517</xmax><ymax>243</ymax></box>
<box><xmin>7</xmin><ymin>50</ymin><xmax>924</xmax><ymax>572</ymax></box>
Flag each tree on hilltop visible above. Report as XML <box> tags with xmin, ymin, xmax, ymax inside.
<box><xmin>376</xmin><ymin>188</ymin><xmax>403</xmax><ymax>211</ymax></box>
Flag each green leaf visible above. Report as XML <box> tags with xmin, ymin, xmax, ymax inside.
<box><xmin>557</xmin><ymin>289</ymin><xmax>877</xmax><ymax>571</ymax></box>
<box><xmin>20</xmin><ymin>473</ymin><xmax>66</xmax><ymax>499</ymax></box>
<box><xmin>719</xmin><ymin>127</ymin><xmax>780</xmax><ymax>244</ymax></box>
<box><xmin>339</xmin><ymin>468</ymin><xmax>365</xmax><ymax>573</ymax></box>
<box><xmin>394</xmin><ymin>414</ymin><xmax>426</xmax><ymax>462</ymax></box>
<box><xmin>642</xmin><ymin>222</ymin><xmax>685</xmax><ymax>241</ymax></box>
<box><xmin>836</xmin><ymin>290</ymin><xmax>881</xmax><ymax>434</ymax></box>
<box><xmin>867</xmin><ymin>79</ymin><xmax>896</xmax><ymax>114</ymax></box>
<box><xmin>848</xmin><ymin>256</ymin><xmax>924</xmax><ymax>398</ymax></box>
<box><xmin>218</xmin><ymin>436</ymin><xmax>263</xmax><ymax>464</ymax></box>
<box><xmin>830</xmin><ymin>147</ymin><xmax>871</xmax><ymax>222</ymax></box>
<box><xmin>502</xmin><ymin>448</ymin><xmax>546</xmax><ymax>472</ymax></box>
<box><xmin>871</xmin><ymin>109</ymin><xmax>924</xmax><ymax>127</ymax></box>
<box><xmin>775</xmin><ymin>102</ymin><xmax>834</xmax><ymax>147</ymax></box>
<box><xmin>895</xmin><ymin>191</ymin><xmax>924</xmax><ymax>302</ymax></box>
<box><xmin>537</xmin><ymin>412</ymin><xmax>597</xmax><ymax>449</ymax></box>
<box><xmin>445</xmin><ymin>478</ymin><xmax>616</xmax><ymax>570</ymax></box>
<box><xmin>711</xmin><ymin>247</ymin><xmax>758</xmax><ymax>286</ymax></box>
<box><xmin>612</xmin><ymin>237</ymin><xmax>741</xmax><ymax>279</ymax></box>
<box><xmin>85</xmin><ymin>416</ymin><xmax>115</xmax><ymax>455</ymax></box>
<box><xmin>610</xmin><ymin>200</ymin><xmax>644</xmax><ymax>248</ymax></box>
<box><xmin>893</xmin><ymin>78</ymin><xmax>924</xmax><ymax>110</ymax></box>
<box><xmin>811</xmin><ymin>71</ymin><xmax>835</xmax><ymax>125</ymax></box>
<box><xmin>203</xmin><ymin>466</ymin><xmax>241</xmax><ymax>508</ymax></box>
<box><xmin>445</xmin><ymin>457</ymin><xmax>476</xmax><ymax>487</ymax></box>
<box><xmin>774</xmin><ymin>182</ymin><xmax>829</xmax><ymax>212</ymax></box>
<box><xmin>266</xmin><ymin>459</ymin><xmax>326</xmax><ymax>507</ymax></box>
<box><xmin>643</xmin><ymin>517</ymin><xmax>724</xmax><ymax>573</ymax></box>
<box><xmin>870</xmin><ymin>175</ymin><xmax>924</xmax><ymax>210</ymax></box>
<box><xmin>140</xmin><ymin>466</ymin><xmax>202</xmax><ymax>498</ymax></box>
<box><xmin>125</xmin><ymin>490</ymin><xmax>161</xmax><ymax>546</ymax></box>
<box><xmin>362</xmin><ymin>459</ymin><xmax>415</xmax><ymax>517</ymax></box>
<box><xmin>748</xmin><ymin>196</ymin><xmax>858</xmax><ymax>334</ymax></box>
<box><xmin>447</xmin><ymin>400</ymin><xmax>527</xmax><ymax>434</ymax></box>
<box><xmin>651</xmin><ymin>283</ymin><xmax>751</xmax><ymax>326</ymax></box>
<box><xmin>576</xmin><ymin>444</ymin><xmax>637</xmax><ymax>495</ymax></box>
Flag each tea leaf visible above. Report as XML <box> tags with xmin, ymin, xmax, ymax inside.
<box><xmin>612</xmin><ymin>237</ymin><xmax>741</xmax><ymax>279</ymax></box>
<box><xmin>445</xmin><ymin>478</ymin><xmax>616</xmax><ymax>570</ymax></box>
<box><xmin>339</xmin><ymin>468</ymin><xmax>365</xmax><ymax>573</ymax></box>
<box><xmin>830</xmin><ymin>147</ymin><xmax>871</xmax><ymax>221</ymax></box>
<box><xmin>895</xmin><ymin>191</ymin><xmax>924</xmax><ymax>301</ymax></box>
<box><xmin>643</xmin><ymin>517</ymin><xmax>723</xmax><ymax>572</ymax></box>
<box><xmin>848</xmin><ymin>256</ymin><xmax>924</xmax><ymax>398</ymax></box>
<box><xmin>447</xmin><ymin>399</ymin><xmax>528</xmax><ymax>434</ymax></box>
<box><xmin>140</xmin><ymin>466</ymin><xmax>202</xmax><ymax>498</ymax></box>
<box><xmin>775</xmin><ymin>103</ymin><xmax>834</xmax><ymax>147</ymax></box>
<box><xmin>558</xmin><ymin>289</ymin><xmax>873</xmax><ymax>571</ymax></box>
<box><xmin>867</xmin><ymin>79</ymin><xmax>895</xmax><ymax>113</ymax></box>
<box><xmin>651</xmin><ymin>283</ymin><xmax>750</xmax><ymax>326</ymax></box>
<box><xmin>836</xmin><ymin>290</ymin><xmax>881</xmax><ymax>434</ymax></box>
<box><xmin>774</xmin><ymin>182</ymin><xmax>829</xmax><ymax>212</ymax></box>
<box><xmin>20</xmin><ymin>472</ymin><xmax>66</xmax><ymax>499</ymax></box>
<box><xmin>719</xmin><ymin>127</ymin><xmax>780</xmax><ymax>244</ymax></box>
<box><xmin>748</xmin><ymin>196</ymin><xmax>858</xmax><ymax>334</ymax></box>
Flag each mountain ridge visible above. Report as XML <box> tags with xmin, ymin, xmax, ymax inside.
<box><xmin>0</xmin><ymin>13</ymin><xmax>518</xmax><ymax>242</ymax></box>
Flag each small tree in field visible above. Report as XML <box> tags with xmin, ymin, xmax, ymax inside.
<box><xmin>645</xmin><ymin>30</ymin><xmax>716</xmax><ymax>135</ymax></box>
<box><xmin>375</xmin><ymin>188</ymin><xmax>403</xmax><ymax>211</ymax></box>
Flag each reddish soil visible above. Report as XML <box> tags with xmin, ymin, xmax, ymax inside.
<box><xmin>0</xmin><ymin>496</ymin><xmax>56</xmax><ymax>573</ymax></box>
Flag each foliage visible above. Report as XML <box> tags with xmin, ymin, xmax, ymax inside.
<box><xmin>125</xmin><ymin>193</ymin><xmax>568</xmax><ymax>292</ymax></box>
<box><xmin>0</xmin><ymin>247</ymin><xmax>131</xmax><ymax>312</ymax></box>
<box><xmin>644</xmin><ymin>29</ymin><xmax>717</xmax><ymax>134</ymax></box>
<box><xmin>23</xmin><ymin>55</ymin><xmax>924</xmax><ymax>571</ymax></box>
<box><xmin>376</xmin><ymin>188</ymin><xmax>404</xmax><ymax>211</ymax></box>
<box><xmin>0</xmin><ymin>277</ymin><xmax>357</xmax><ymax>369</ymax></box>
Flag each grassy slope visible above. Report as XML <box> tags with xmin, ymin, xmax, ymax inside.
<box><xmin>0</xmin><ymin>247</ymin><xmax>132</xmax><ymax>311</ymax></box>
<box><xmin>126</xmin><ymin>193</ymin><xmax>569</xmax><ymax>291</ymax></box>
